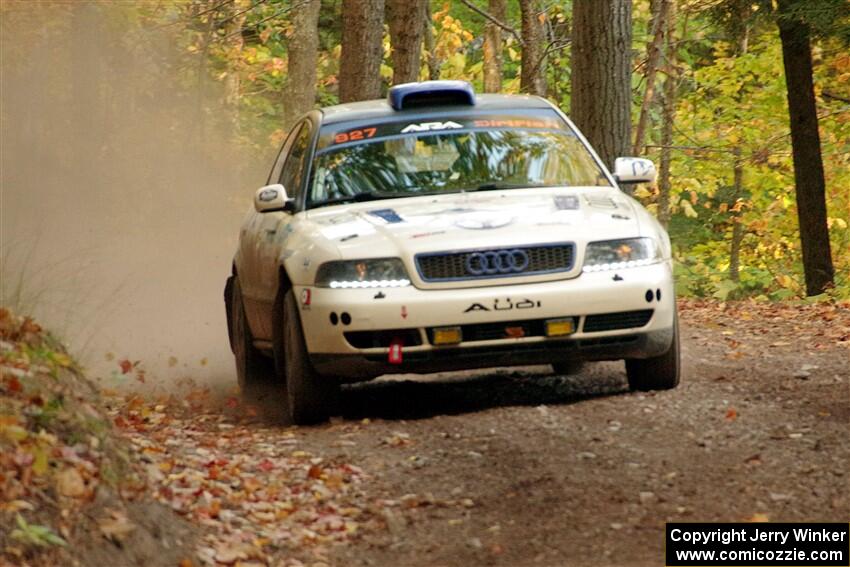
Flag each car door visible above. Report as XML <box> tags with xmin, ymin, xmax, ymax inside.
<box><xmin>251</xmin><ymin>119</ymin><xmax>314</xmax><ymax>339</ymax></box>
<box><xmin>240</xmin><ymin>124</ymin><xmax>301</xmax><ymax>340</ymax></box>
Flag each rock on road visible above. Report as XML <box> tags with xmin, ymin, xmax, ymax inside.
<box><xmin>113</xmin><ymin>301</ymin><xmax>849</xmax><ymax>566</ymax></box>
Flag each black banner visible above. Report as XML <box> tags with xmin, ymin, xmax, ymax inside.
<box><xmin>316</xmin><ymin>112</ymin><xmax>569</xmax><ymax>152</ymax></box>
<box><xmin>666</xmin><ymin>523</ymin><xmax>849</xmax><ymax>566</ymax></box>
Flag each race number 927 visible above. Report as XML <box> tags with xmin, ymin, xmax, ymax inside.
<box><xmin>334</xmin><ymin>127</ymin><xmax>377</xmax><ymax>144</ymax></box>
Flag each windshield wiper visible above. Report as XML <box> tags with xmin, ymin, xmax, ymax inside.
<box><xmin>310</xmin><ymin>192</ymin><xmax>399</xmax><ymax>209</ymax></box>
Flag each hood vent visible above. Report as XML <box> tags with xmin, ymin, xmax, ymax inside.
<box><xmin>585</xmin><ymin>195</ymin><xmax>618</xmax><ymax>209</ymax></box>
<box><xmin>388</xmin><ymin>80</ymin><xmax>476</xmax><ymax>111</ymax></box>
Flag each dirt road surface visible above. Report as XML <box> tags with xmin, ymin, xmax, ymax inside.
<box><xmin>113</xmin><ymin>301</ymin><xmax>849</xmax><ymax>566</ymax></box>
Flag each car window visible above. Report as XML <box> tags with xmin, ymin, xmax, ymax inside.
<box><xmin>267</xmin><ymin>124</ymin><xmax>301</xmax><ymax>185</ymax></box>
<box><xmin>279</xmin><ymin>121</ymin><xmax>313</xmax><ymax>200</ymax></box>
<box><xmin>308</xmin><ymin>119</ymin><xmax>610</xmax><ymax>207</ymax></box>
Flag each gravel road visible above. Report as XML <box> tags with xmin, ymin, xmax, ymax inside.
<box><xmin>116</xmin><ymin>301</ymin><xmax>849</xmax><ymax>566</ymax></box>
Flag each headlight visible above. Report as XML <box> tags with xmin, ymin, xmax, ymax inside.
<box><xmin>315</xmin><ymin>258</ymin><xmax>411</xmax><ymax>288</ymax></box>
<box><xmin>582</xmin><ymin>238</ymin><xmax>661</xmax><ymax>272</ymax></box>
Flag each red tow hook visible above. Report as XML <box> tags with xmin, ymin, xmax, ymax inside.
<box><xmin>388</xmin><ymin>338</ymin><xmax>404</xmax><ymax>365</ymax></box>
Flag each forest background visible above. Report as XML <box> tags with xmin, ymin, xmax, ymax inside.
<box><xmin>2</xmin><ymin>0</ymin><xmax>848</xmax><ymax>317</ymax></box>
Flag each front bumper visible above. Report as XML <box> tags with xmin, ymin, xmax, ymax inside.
<box><xmin>296</xmin><ymin>262</ymin><xmax>675</xmax><ymax>380</ymax></box>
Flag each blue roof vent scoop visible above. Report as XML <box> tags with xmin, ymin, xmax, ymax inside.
<box><xmin>388</xmin><ymin>80</ymin><xmax>476</xmax><ymax>111</ymax></box>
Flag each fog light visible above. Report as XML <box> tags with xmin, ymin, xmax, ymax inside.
<box><xmin>545</xmin><ymin>318</ymin><xmax>576</xmax><ymax>337</ymax></box>
<box><xmin>432</xmin><ymin>326</ymin><xmax>462</xmax><ymax>345</ymax></box>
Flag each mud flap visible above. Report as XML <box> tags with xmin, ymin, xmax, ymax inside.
<box><xmin>224</xmin><ymin>275</ymin><xmax>235</xmax><ymax>352</ymax></box>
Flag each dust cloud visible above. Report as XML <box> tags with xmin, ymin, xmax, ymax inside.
<box><xmin>1</xmin><ymin>2</ymin><xmax>273</xmax><ymax>390</ymax></box>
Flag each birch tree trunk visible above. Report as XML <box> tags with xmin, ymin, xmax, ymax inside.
<box><xmin>339</xmin><ymin>0</ymin><xmax>385</xmax><ymax>102</ymax></box>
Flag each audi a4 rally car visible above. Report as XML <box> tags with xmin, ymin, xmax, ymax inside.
<box><xmin>226</xmin><ymin>80</ymin><xmax>680</xmax><ymax>424</ymax></box>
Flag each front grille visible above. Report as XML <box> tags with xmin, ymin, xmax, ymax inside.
<box><xmin>416</xmin><ymin>243</ymin><xmax>575</xmax><ymax>282</ymax></box>
<box><xmin>582</xmin><ymin>310</ymin><xmax>653</xmax><ymax>333</ymax></box>
<box><xmin>344</xmin><ymin>329</ymin><xmax>422</xmax><ymax>349</ymax></box>
<box><xmin>427</xmin><ymin>317</ymin><xmax>577</xmax><ymax>344</ymax></box>
<box><xmin>364</xmin><ymin>341</ymin><xmax>579</xmax><ymax>363</ymax></box>
<box><xmin>462</xmin><ymin>320</ymin><xmax>541</xmax><ymax>342</ymax></box>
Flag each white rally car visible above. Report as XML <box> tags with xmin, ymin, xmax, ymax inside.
<box><xmin>226</xmin><ymin>81</ymin><xmax>680</xmax><ymax>424</ymax></box>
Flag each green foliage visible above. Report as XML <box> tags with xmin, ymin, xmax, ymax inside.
<box><xmin>34</xmin><ymin>0</ymin><xmax>844</xmax><ymax>301</ymax></box>
<box><xmin>775</xmin><ymin>0</ymin><xmax>850</xmax><ymax>44</ymax></box>
<box><xmin>634</xmin><ymin>3</ymin><xmax>850</xmax><ymax>300</ymax></box>
<box><xmin>30</xmin><ymin>395</ymin><xmax>64</xmax><ymax>431</ymax></box>
<box><xmin>11</xmin><ymin>514</ymin><xmax>68</xmax><ymax>548</ymax></box>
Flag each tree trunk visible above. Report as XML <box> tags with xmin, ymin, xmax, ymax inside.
<box><xmin>422</xmin><ymin>2</ymin><xmax>440</xmax><ymax>80</ymax></box>
<box><xmin>633</xmin><ymin>0</ymin><xmax>668</xmax><ymax>155</ymax></box>
<box><xmin>483</xmin><ymin>0</ymin><xmax>506</xmax><ymax>92</ymax></box>
<box><xmin>729</xmin><ymin>19</ymin><xmax>750</xmax><ymax>283</ymax></box>
<box><xmin>387</xmin><ymin>0</ymin><xmax>425</xmax><ymax>85</ymax></box>
<box><xmin>777</xmin><ymin>0</ymin><xmax>834</xmax><ymax>295</ymax></box>
<box><xmin>223</xmin><ymin>1</ymin><xmax>248</xmax><ymax>121</ymax></box>
<box><xmin>192</xmin><ymin>7</ymin><xmax>216</xmax><ymax>143</ymax></box>
<box><xmin>570</xmin><ymin>0</ymin><xmax>632</xmax><ymax>170</ymax></box>
<box><xmin>339</xmin><ymin>0</ymin><xmax>386</xmax><ymax>102</ymax></box>
<box><xmin>657</xmin><ymin>0</ymin><xmax>677</xmax><ymax>227</ymax></box>
<box><xmin>285</xmin><ymin>0</ymin><xmax>321</xmax><ymax>125</ymax></box>
<box><xmin>729</xmin><ymin>147</ymin><xmax>744</xmax><ymax>282</ymax></box>
<box><xmin>519</xmin><ymin>0</ymin><xmax>546</xmax><ymax>96</ymax></box>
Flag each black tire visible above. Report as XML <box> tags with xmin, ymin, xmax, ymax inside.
<box><xmin>280</xmin><ymin>288</ymin><xmax>338</xmax><ymax>424</ymax></box>
<box><xmin>230</xmin><ymin>275</ymin><xmax>274</xmax><ymax>396</ymax></box>
<box><xmin>625</xmin><ymin>309</ymin><xmax>681</xmax><ymax>391</ymax></box>
<box><xmin>551</xmin><ymin>360</ymin><xmax>585</xmax><ymax>376</ymax></box>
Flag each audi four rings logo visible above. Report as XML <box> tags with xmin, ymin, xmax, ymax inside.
<box><xmin>465</xmin><ymin>249</ymin><xmax>530</xmax><ymax>275</ymax></box>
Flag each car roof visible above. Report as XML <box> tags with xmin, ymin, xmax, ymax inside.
<box><xmin>318</xmin><ymin>93</ymin><xmax>557</xmax><ymax>125</ymax></box>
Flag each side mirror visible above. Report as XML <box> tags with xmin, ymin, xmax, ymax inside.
<box><xmin>253</xmin><ymin>184</ymin><xmax>293</xmax><ymax>213</ymax></box>
<box><xmin>613</xmin><ymin>157</ymin><xmax>657</xmax><ymax>184</ymax></box>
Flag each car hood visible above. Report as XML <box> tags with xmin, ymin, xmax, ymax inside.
<box><xmin>304</xmin><ymin>187</ymin><xmax>640</xmax><ymax>259</ymax></box>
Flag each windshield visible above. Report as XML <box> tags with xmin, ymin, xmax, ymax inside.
<box><xmin>308</xmin><ymin>117</ymin><xmax>610</xmax><ymax>208</ymax></box>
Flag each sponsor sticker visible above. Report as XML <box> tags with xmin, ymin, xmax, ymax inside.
<box><xmin>368</xmin><ymin>209</ymin><xmax>404</xmax><ymax>224</ymax></box>
<box><xmin>554</xmin><ymin>194</ymin><xmax>580</xmax><ymax>210</ymax></box>
<box><xmin>401</xmin><ymin>121</ymin><xmax>463</xmax><ymax>133</ymax></box>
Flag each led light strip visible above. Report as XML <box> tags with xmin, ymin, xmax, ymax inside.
<box><xmin>582</xmin><ymin>258</ymin><xmax>656</xmax><ymax>273</ymax></box>
<box><xmin>329</xmin><ymin>279</ymin><xmax>411</xmax><ymax>289</ymax></box>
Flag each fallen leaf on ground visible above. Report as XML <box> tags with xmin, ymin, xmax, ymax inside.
<box><xmin>99</xmin><ymin>510</ymin><xmax>136</xmax><ymax>543</ymax></box>
<box><xmin>56</xmin><ymin>468</ymin><xmax>86</xmax><ymax>498</ymax></box>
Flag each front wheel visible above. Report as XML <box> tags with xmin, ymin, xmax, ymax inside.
<box><xmin>625</xmin><ymin>310</ymin><xmax>680</xmax><ymax>391</ymax></box>
<box><xmin>280</xmin><ymin>288</ymin><xmax>339</xmax><ymax>424</ymax></box>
